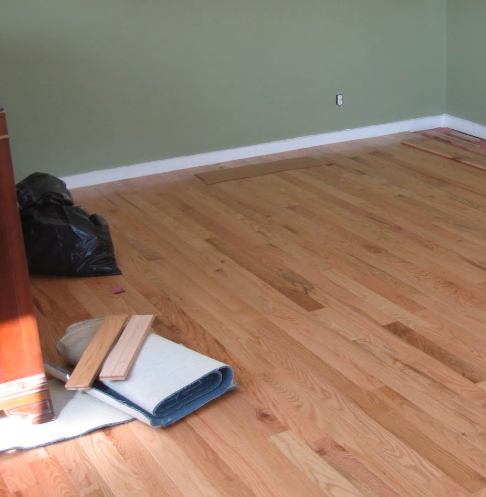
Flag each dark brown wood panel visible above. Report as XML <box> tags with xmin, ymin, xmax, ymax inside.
<box><xmin>0</xmin><ymin>110</ymin><xmax>54</xmax><ymax>423</ymax></box>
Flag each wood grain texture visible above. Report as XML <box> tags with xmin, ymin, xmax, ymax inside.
<box><xmin>270</xmin><ymin>430</ymin><xmax>365</xmax><ymax>496</ymax></box>
<box><xmin>384</xmin><ymin>321</ymin><xmax>486</xmax><ymax>383</ymax></box>
<box><xmin>7</xmin><ymin>131</ymin><xmax>486</xmax><ymax>495</ymax></box>
<box><xmin>206</xmin><ymin>237</ymin><xmax>324</xmax><ymax>312</ymax></box>
<box><xmin>310</xmin><ymin>436</ymin><xmax>401</xmax><ymax>497</ymax></box>
<box><xmin>65</xmin><ymin>315</ymin><xmax>128</xmax><ymax>390</ymax></box>
<box><xmin>99</xmin><ymin>314</ymin><xmax>154</xmax><ymax>380</ymax></box>
<box><xmin>29</xmin><ymin>456</ymin><xmax>79</xmax><ymax>497</ymax></box>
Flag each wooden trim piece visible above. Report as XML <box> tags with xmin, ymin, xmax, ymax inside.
<box><xmin>99</xmin><ymin>315</ymin><xmax>155</xmax><ymax>380</ymax></box>
<box><xmin>65</xmin><ymin>315</ymin><xmax>129</xmax><ymax>390</ymax></box>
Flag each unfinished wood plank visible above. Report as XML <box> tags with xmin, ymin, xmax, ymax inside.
<box><xmin>383</xmin><ymin>321</ymin><xmax>486</xmax><ymax>383</ymax></box>
<box><xmin>77</xmin><ymin>430</ymin><xmax>159</xmax><ymax>497</ymax></box>
<box><xmin>65</xmin><ymin>314</ymin><xmax>129</xmax><ymax>390</ymax></box>
<box><xmin>206</xmin><ymin>236</ymin><xmax>324</xmax><ymax>312</ymax></box>
<box><xmin>402</xmin><ymin>138</ymin><xmax>486</xmax><ymax>172</ymax></box>
<box><xmin>377</xmin><ymin>386</ymin><xmax>486</xmax><ymax>486</ymax></box>
<box><xmin>46</xmin><ymin>437</ymin><xmax>116</xmax><ymax>496</ymax></box>
<box><xmin>99</xmin><ymin>314</ymin><xmax>154</xmax><ymax>380</ymax></box>
<box><xmin>130</xmin><ymin>422</ymin><xmax>227</xmax><ymax>497</ymax></box>
<box><xmin>102</xmin><ymin>424</ymin><xmax>188</xmax><ymax>497</ymax></box>
<box><xmin>423</xmin><ymin>130</ymin><xmax>480</xmax><ymax>148</ymax></box>
<box><xmin>270</xmin><ymin>430</ymin><xmax>364</xmax><ymax>496</ymax></box>
<box><xmin>29</xmin><ymin>456</ymin><xmax>78</xmax><ymax>497</ymax></box>
<box><xmin>449</xmin><ymin>130</ymin><xmax>482</xmax><ymax>143</ymax></box>
<box><xmin>195</xmin><ymin>156</ymin><xmax>326</xmax><ymax>184</ymax></box>
<box><xmin>402</xmin><ymin>138</ymin><xmax>462</xmax><ymax>160</ymax></box>
<box><xmin>310</xmin><ymin>436</ymin><xmax>401</xmax><ymax>497</ymax></box>
<box><xmin>464</xmin><ymin>146</ymin><xmax>486</xmax><ymax>158</ymax></box>
<box><xmin>0</xmin><ymin>450</ymin><xmax>48</xmax><ymax>494</ymax></box>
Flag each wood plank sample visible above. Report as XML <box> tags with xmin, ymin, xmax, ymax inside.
<box><xmin>99</xmin><ymin>314</ymin><xmax>155</xmax><ymax>380</ymax></box>
<box><xmin>65</xmin><ymin>314</ymin><xmax>129</xmax><ymax>390</ymax></box>
<box><xmin>195</xmin><ymin>157</ymin><xmax>325</xmax><ymax>184</ymax></box>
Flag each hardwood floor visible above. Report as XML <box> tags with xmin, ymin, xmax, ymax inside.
<box><xmin>4</xmin><ymin>131</ymin><xmax>486</xmax><ymax>495</ymax></box>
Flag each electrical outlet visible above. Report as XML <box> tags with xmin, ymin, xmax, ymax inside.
<box><xmin>336</xmin><ymin>93</ymin><xmax>343</xmax><ymax>107</ymax></box>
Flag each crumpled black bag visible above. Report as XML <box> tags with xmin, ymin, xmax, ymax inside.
<box><xmin>16</xmin><ymin>172</ymin><xmax>74</xmax><ymax>212</ymax></box>
<box><xmin>16</xmin><ymin>173</ymin><xmax>121</xmax><ymax>277</ymax></box>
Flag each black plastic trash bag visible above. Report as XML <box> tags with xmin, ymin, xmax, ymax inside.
<box><xmin>16</xmin><ymin>173</ymin><xmax>121</xmax><ymax>277</ymax></box>
<box><xmin>16</xmin><ymin>172</ymin><xmax>74</xmax><ymax>212</ymax></box>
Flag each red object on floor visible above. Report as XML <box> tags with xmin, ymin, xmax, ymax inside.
<box><xmin>111</xmin><ymin>285</ymin><xmax>126</xmax><ymax>294</ymax></box>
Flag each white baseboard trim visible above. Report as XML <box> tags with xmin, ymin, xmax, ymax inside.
<box><xmin>62</xmin><ymin>114</ymin><xmax>445</xmax><ymax>189</ymax></box>
<box><xmin>444</xmin><ymin>115</ymin><xmax>486</xmax><ymax>141</ymax></box>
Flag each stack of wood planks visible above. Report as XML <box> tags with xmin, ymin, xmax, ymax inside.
<box><xmin>403</xmin><ymin>129</ymin><xmax>486</xmax><ymax>171</ymax></box>
<box><xmin>65</xmin><ymin>314</ymin><xmax>155</xmax><ymax>390</ymax></box>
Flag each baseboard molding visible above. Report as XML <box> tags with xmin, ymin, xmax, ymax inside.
<box><xmin>62</xmin><ymin>115</ymin><xmax>445</xmax><ymax>189</ymax></box>
<box><xmin>444</xmin><ymin>115</ymin><xmax>486</xmax><ymax>141</ymax></box>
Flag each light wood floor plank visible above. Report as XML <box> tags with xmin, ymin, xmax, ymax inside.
<box><xmin>270</xmin><ymin>430</ymin><xmax>365</xmax><ymax>496</ymax></box>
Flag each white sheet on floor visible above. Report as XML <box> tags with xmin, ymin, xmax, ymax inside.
<box><xmin>0</xmin><ymin>379</ymin><xmax>133</xmax><ymax>453</ymax></box>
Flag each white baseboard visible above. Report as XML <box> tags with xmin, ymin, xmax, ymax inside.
<box><xmin>62</xmin><ymin>115</ymin><xmax>446</xmax><ymax>189</ymax></box>
<box><xmin>444</xmin><ymin>115</ymin><xmax>486</xmax><ymax>141</ymax></box>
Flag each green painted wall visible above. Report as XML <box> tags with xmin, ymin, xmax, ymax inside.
<box><xmin>446</xmin><ymin>1</ymin><xmax>486</xmax><ymax>126</ymax></box>
<box><xmin>1</xmin><ymin>1</ymin><xmax>445</xmax><ymax>180</ymax></box>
